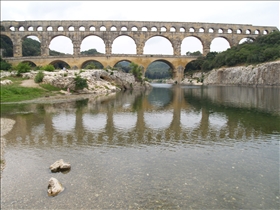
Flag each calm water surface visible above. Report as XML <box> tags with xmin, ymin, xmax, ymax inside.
<box><xmin>1</xmin><ymin>85</ymin><xmax>279</xmax><ymax>209</ymax></box>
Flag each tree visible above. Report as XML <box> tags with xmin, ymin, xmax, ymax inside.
<box><xmin>129</xmin><ymin>62</ymin><xmax>143</xmax><ymax>82</ymax></box>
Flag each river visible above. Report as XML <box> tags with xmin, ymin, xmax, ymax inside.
<box><xmin>1</xmin><ymin>84</ymin><xmax>279</xmax><ymax>209</ymax></box>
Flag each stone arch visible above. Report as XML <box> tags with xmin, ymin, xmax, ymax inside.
<box><xmin>239</xmin><ymin>37</ymin><xmax>255</xmax><ymax>44</ymax></box>
<box><xmin>237</xmin><ymin>29</ymin><xmax>242</xmax><ymax>34</ymax></box>
<box><xmin>100</xmin><ymin>26</ymin><xmax>106</xmax><ymax>31</ymax></box>
<box><xmin>170</xmin><ymin>27</ymin><xmax>176</xmax><ymax>32</ymax></box>
<box><xmin>0</xmin><ymin>34</ymin><xmax>13</xmax><ymax>57</ymax></box>
<box><xmin>68</xmin><ymin>26</ymin><xmax>75</xmax><ymax>31</ymax></box>
<box><xmin>131</xmin><ymin>26</ymin><xmax>138</xmax><ymax>31</ymax></box>
<box><xmin>58</xmin><ymin>26</ymin><xmax>64</xmax><ymax>31</ymax></box>
<box><xmin>47</xmin><ymin>26</ymin><xmax>53</xmax><ymax>31</ymax></box>
<box><xmin>113</xmin><ymin>60</ymin><xmax>132</xmax><ymax>72</ymax></box>
<box><xmin>79</xmin><ymin>26</ymin><xmax>85</xmax><ymax>31</ymax></box>
<box><xmin>199</xmin><ymin>27</ymin><xmax>205</xmax><ymax>33</ymax></box>
<box><xmin>50</xmin><ymin>60</ymin><xmax>70</xmax><ymax>69</ymax></box>
<box><xmin>151</xmin><ymin>26</ymin><xmax>157</xmax><ymax>32</ymax></box>
<box><xmin>145</xmin><ymin>59</ymin><xmax>174</xmax><ymax>79</ymax></box>
<box><xmin>110</xmin><ymin>26</ymin><xmax>117</xmax><ymax>31</ymax></box>
<box><xmin>254</xmin><ymin>29</ymin><xmax>260</xmax><ymax>35</ymax></box>
<box><xmin>18</xmin><ymin>26</ymin><xmax>25</xmax><ymax>31</ymax></box>
<box><xmin>189</xmin><ymin>27</ymin><xmax>195</xmax><ymax>32</ymax></box>
<box><xmin>160</xmin><ymin>27</ymin><xmax>167</xmax><ymax>32</ymax></box>
<box><xmin>121</xmin><ymin>26</ymin><xmax>128</xmax><ymax>31</ymax></box>
<box><xmin>89</xmin><ymin>26</ymin><xmax>96</xmax><ymax>31</ymax></box>
<box><xmin>81</xmin><ymin>35</ymin><xmax>105</xmax><ymax>54</ymax></box>
<box><xmin>49</xmin><ymin>35</ymin><xmax>73</xmax><ymax>55</ymax></box>
<box><xmin>37</xmin><ymin>26</ymin><xmax>43</xmax><ymax>31</ymax></box>
<box><xmin>9</xmin><ymin>26</ymin><xmax>15</xmax><ymax>31</ymax></box>
<box><xmin>141</xmin><ymin>26</ymin><xmax>148</xmax><ymax>31</ymax></box>
<box><xmin>27</xmin><ymin>26</ymin><xmax>34</xmax><ymax>31</ymax></box>
<box><xmin>112</xmin><ymin>35</ymin><xmax>136</xmax><ymax>54</ymax></box>
<box><xmin>81</xmin><ymin>60</ymin><xmax>104</xmax><ymax>69</ymax></box>
<box><xmin>210</xmin><ymin>37</ymin><xmax>231</xmax><ymax>52</ymax></box>
<box><xmin>22</xmin><ymin>35</ymin><xmax>41</xmax><ymax>56</ymax></box>
<box><xmin>144</xmin><ymin>35</ymin><xmax>173</xmax><ymax>55</ymax></box>
<box><xmin>181</xmin><ymin>36</ymin><xmax>203</xmax><ymax>55</ymax></box>
<box><xmin>218</xmin><ymin>28</ymin><xmax>224</xmax><ymax>33</ymax></box>
<box><xmin>21</xmin><ymin>60</ymin><xmax>36</xmax><ymax>67</ymax></box>
<box><xmin>180</xmin><ymin>27</ymin><xmax>186</xmax><ymax>32</ymax></box>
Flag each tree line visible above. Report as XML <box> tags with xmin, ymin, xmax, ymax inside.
<box><xmin>185</xmin><ymin>31</ymin><xmax>280</xmax><ymax>72</ymax></box>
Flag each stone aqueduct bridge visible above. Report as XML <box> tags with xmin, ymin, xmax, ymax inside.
<box><xmin>1</xmin><ymin>20</ymin><xmax>278</xmax><ymax>81</ymax></box>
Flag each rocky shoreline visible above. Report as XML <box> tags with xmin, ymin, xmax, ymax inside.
<box><xmin>0</xmin><ymin>118</ymin><xmax>16</xmax><ymax>177</ymax></box>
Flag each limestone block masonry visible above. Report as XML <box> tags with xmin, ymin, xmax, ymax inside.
<box><xmin>0</xmin><ymin>20</ymin><xmax>279</xmax><ymax>82</ymax></box>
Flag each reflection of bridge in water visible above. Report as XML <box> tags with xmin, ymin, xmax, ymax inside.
<box><xmin>5</xmin><ymin>86</ymin><xmax>279</xmax><ymax>148</ymax></box>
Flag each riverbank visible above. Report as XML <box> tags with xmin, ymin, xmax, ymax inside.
<box><xmin>0</xmin><ymin>118</ymin><xmax>15</xmax><ymax>177</ymax></box>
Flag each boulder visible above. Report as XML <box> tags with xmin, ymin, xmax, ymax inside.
<box><xmin>0</xmin><ymin>79</ymin><xmax>13</xmax><ymax>85</ymax></box>
<box><xmin>47</xmin><ymin>177</ymin><xmax>64</xmax><ymax>197</ymax></box>
<box><xmin>50</xmin><ymin>159</ymin><xmax>71</xmax><ymax>173</ymax></box>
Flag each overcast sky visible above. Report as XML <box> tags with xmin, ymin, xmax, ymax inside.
<box><xmin>1</xmin><ymin>1</ymin><xmax>279</xmax><ymax>55</ymax></box>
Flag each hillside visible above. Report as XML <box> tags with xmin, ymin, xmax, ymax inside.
<box><xmin>185</xmin><ymin>31</ymin><xmax>280</xmax><ymax>73</ymax></box>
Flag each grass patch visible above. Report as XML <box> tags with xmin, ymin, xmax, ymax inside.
<box><xmin>0</xmin><ymin>85</ymin><xmax>46</xmax><ymax>102</ymax></box>
<box><xmin>0</xmin><ymin>76</ymin><xmax>25</xmax><ymax>85</ymax></box>
<box><xmin>39</xmin><ymin>83</ymin><xmax>61</xmax><ymax>91</ymax></box>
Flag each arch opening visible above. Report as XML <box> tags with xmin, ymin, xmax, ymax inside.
<box><xmin>210</xmin><ymin>37</ymin><xmax>230</xmax><ymax>52</ymax></box>
<box><xmin>114</xmin><ymin>60</ymin><xmax>132</xmax><ymax>73</ymax></box>
<box><xmin>21</xmin><ymin>60</ymin><xmax>36</xmax><ymax>68</ymax></box>
<box><xmin>0</xmin><ymin>34</ymin><xmax>13</xmax><ymax>57</ymax></box>
<box><xmin>22</xmin><ymin>35</ymin><xmax>41</xmax><ymax>57</ymax></box>
<box><xmin>110</xmin><ymin>26</ymin><xmax>117</xmax><ymax>31</ymax></box>
<box><xmin>112</xmin><ymin>35</ymin><xmax>136</xmax><ymax>54</ymax></box>
<box><xmin>145</xmin><ymin>60</ymin><xmax>173</xmax><ymax>79</ymax></box>
<box><xmin>81</xmin><ymin>60</ymin><xmax>104</xmax><ymax>69</ymax></box>
<box><xmin>239</xmin><ymin>37</ymin><xmax>254</xmax><ymax>44</ymax></box>
<box><xmin>50</xmin><ymin>60</ymin><xmax>70</xmax><ymax>69</ymax></box>
<box><xmin>131</xmin><ymin>26</ymin><xmax>138</xmax><ymax>31</ymax></box>
<box><xmin>49</xmin><ymin>35</ymin><xmax>73</xmax><ymax>55</ymax></box>
<box><xmin>181</xmin><ymin>36</ymin><xmax>203</xmax><ymax>55</ymax></box>
<box><xmin>144</xmin><ymin>36</ymin><xmax>173</xmax><ymax>55</ymax></box>
<box><xmin>81</xmin><ymin>35</ymin><xmax>105</xmax><ymax>54</ymax></box>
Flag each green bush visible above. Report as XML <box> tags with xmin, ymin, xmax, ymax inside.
<box><xmin>0</xmin><ymin>57</ymin><xmax>12</xmax><ymax>71</ymax></box>
<box><xmin>74</xmin><ymin>75</ymin><xmax>88</xmax><ymax>90</ymax></box>
<box><xmin>85</xmin><ymin>64</ymin><xmax>96</xmax><ymax>69</ymax></box>
<box><xmin>129</xmin><ymin>62</ymin><xmax>143</xmax><ymax>82</ymax></box>
<box><xmin>41</xmin><ymin>64</ymin><xmax>55</xmax><ymax>72</ymax></box>
<box><xmin>34</xmin><ymin>71</ymin><xmax>44</xmax><ymax>83</ymax></box>
<box><xmin>16</xmin><ymin>62</ymin><xmax>31</xmax><ymax>76</ymax></box>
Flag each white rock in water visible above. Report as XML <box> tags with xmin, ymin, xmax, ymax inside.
<box><xmin>47</xmin><ymin>177</ymin><xmax>64</xmax><ymax>197</ymax></box>
<box><xmin>49</xmin><ymin>159</ymin><xmax>71</xmax><ymax>173</ymax></box>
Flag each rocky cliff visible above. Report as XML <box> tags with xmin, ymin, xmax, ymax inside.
<box><xmin>203</xmin><ymin>60</ymin><xmax>280</xmax><ymax>86</ymax></box>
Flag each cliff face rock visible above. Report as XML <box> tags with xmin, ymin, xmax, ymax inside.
<box><xmin>203</xmin><ymin>61</ymin><xmax>280</xmax><ymax>86</ymax></box>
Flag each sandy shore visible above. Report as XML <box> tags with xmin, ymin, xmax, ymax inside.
<box><xmin>0</xmin><ymin>118</ymin><xmax>16</xmax><ymax>177</ymax></box>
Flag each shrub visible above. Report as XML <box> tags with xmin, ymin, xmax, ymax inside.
<box><xmin>0</xmin><ymin>57</ymin><xmax>12</xmax><ymax>71</ymax></box>
<box><xmin>85</xmin><ymin>64</ymin><xmax>96</xmax><ymax>69</ymax></box>
<box><xmin>74</xmin><ymin>75</ymin><xmax>88</xmax><ymax>90</ymax></box>
<box><xmin>129</xmin><ymin>62</ymin><xmax>143</xmax><ymax>82</ymax></box>
<box><xmin>41</xmin><ymin>64</ymin><xmax>55</xmax><ymax>72</ymax></box>
<box><xmin>34</xmin><ymin>71</ymin><xmax>44</xmax><ymax>83</ymax></box>
<box><xmin>16</xmin><ymin>62</ymin><xmax>31</xmax><ymax>76</ymax></box>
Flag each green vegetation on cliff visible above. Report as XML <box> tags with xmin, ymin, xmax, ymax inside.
<box><xmin>185</xmin><ymin>31</ymin><xmax>280</xmax><ymax>72</ymax></box>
